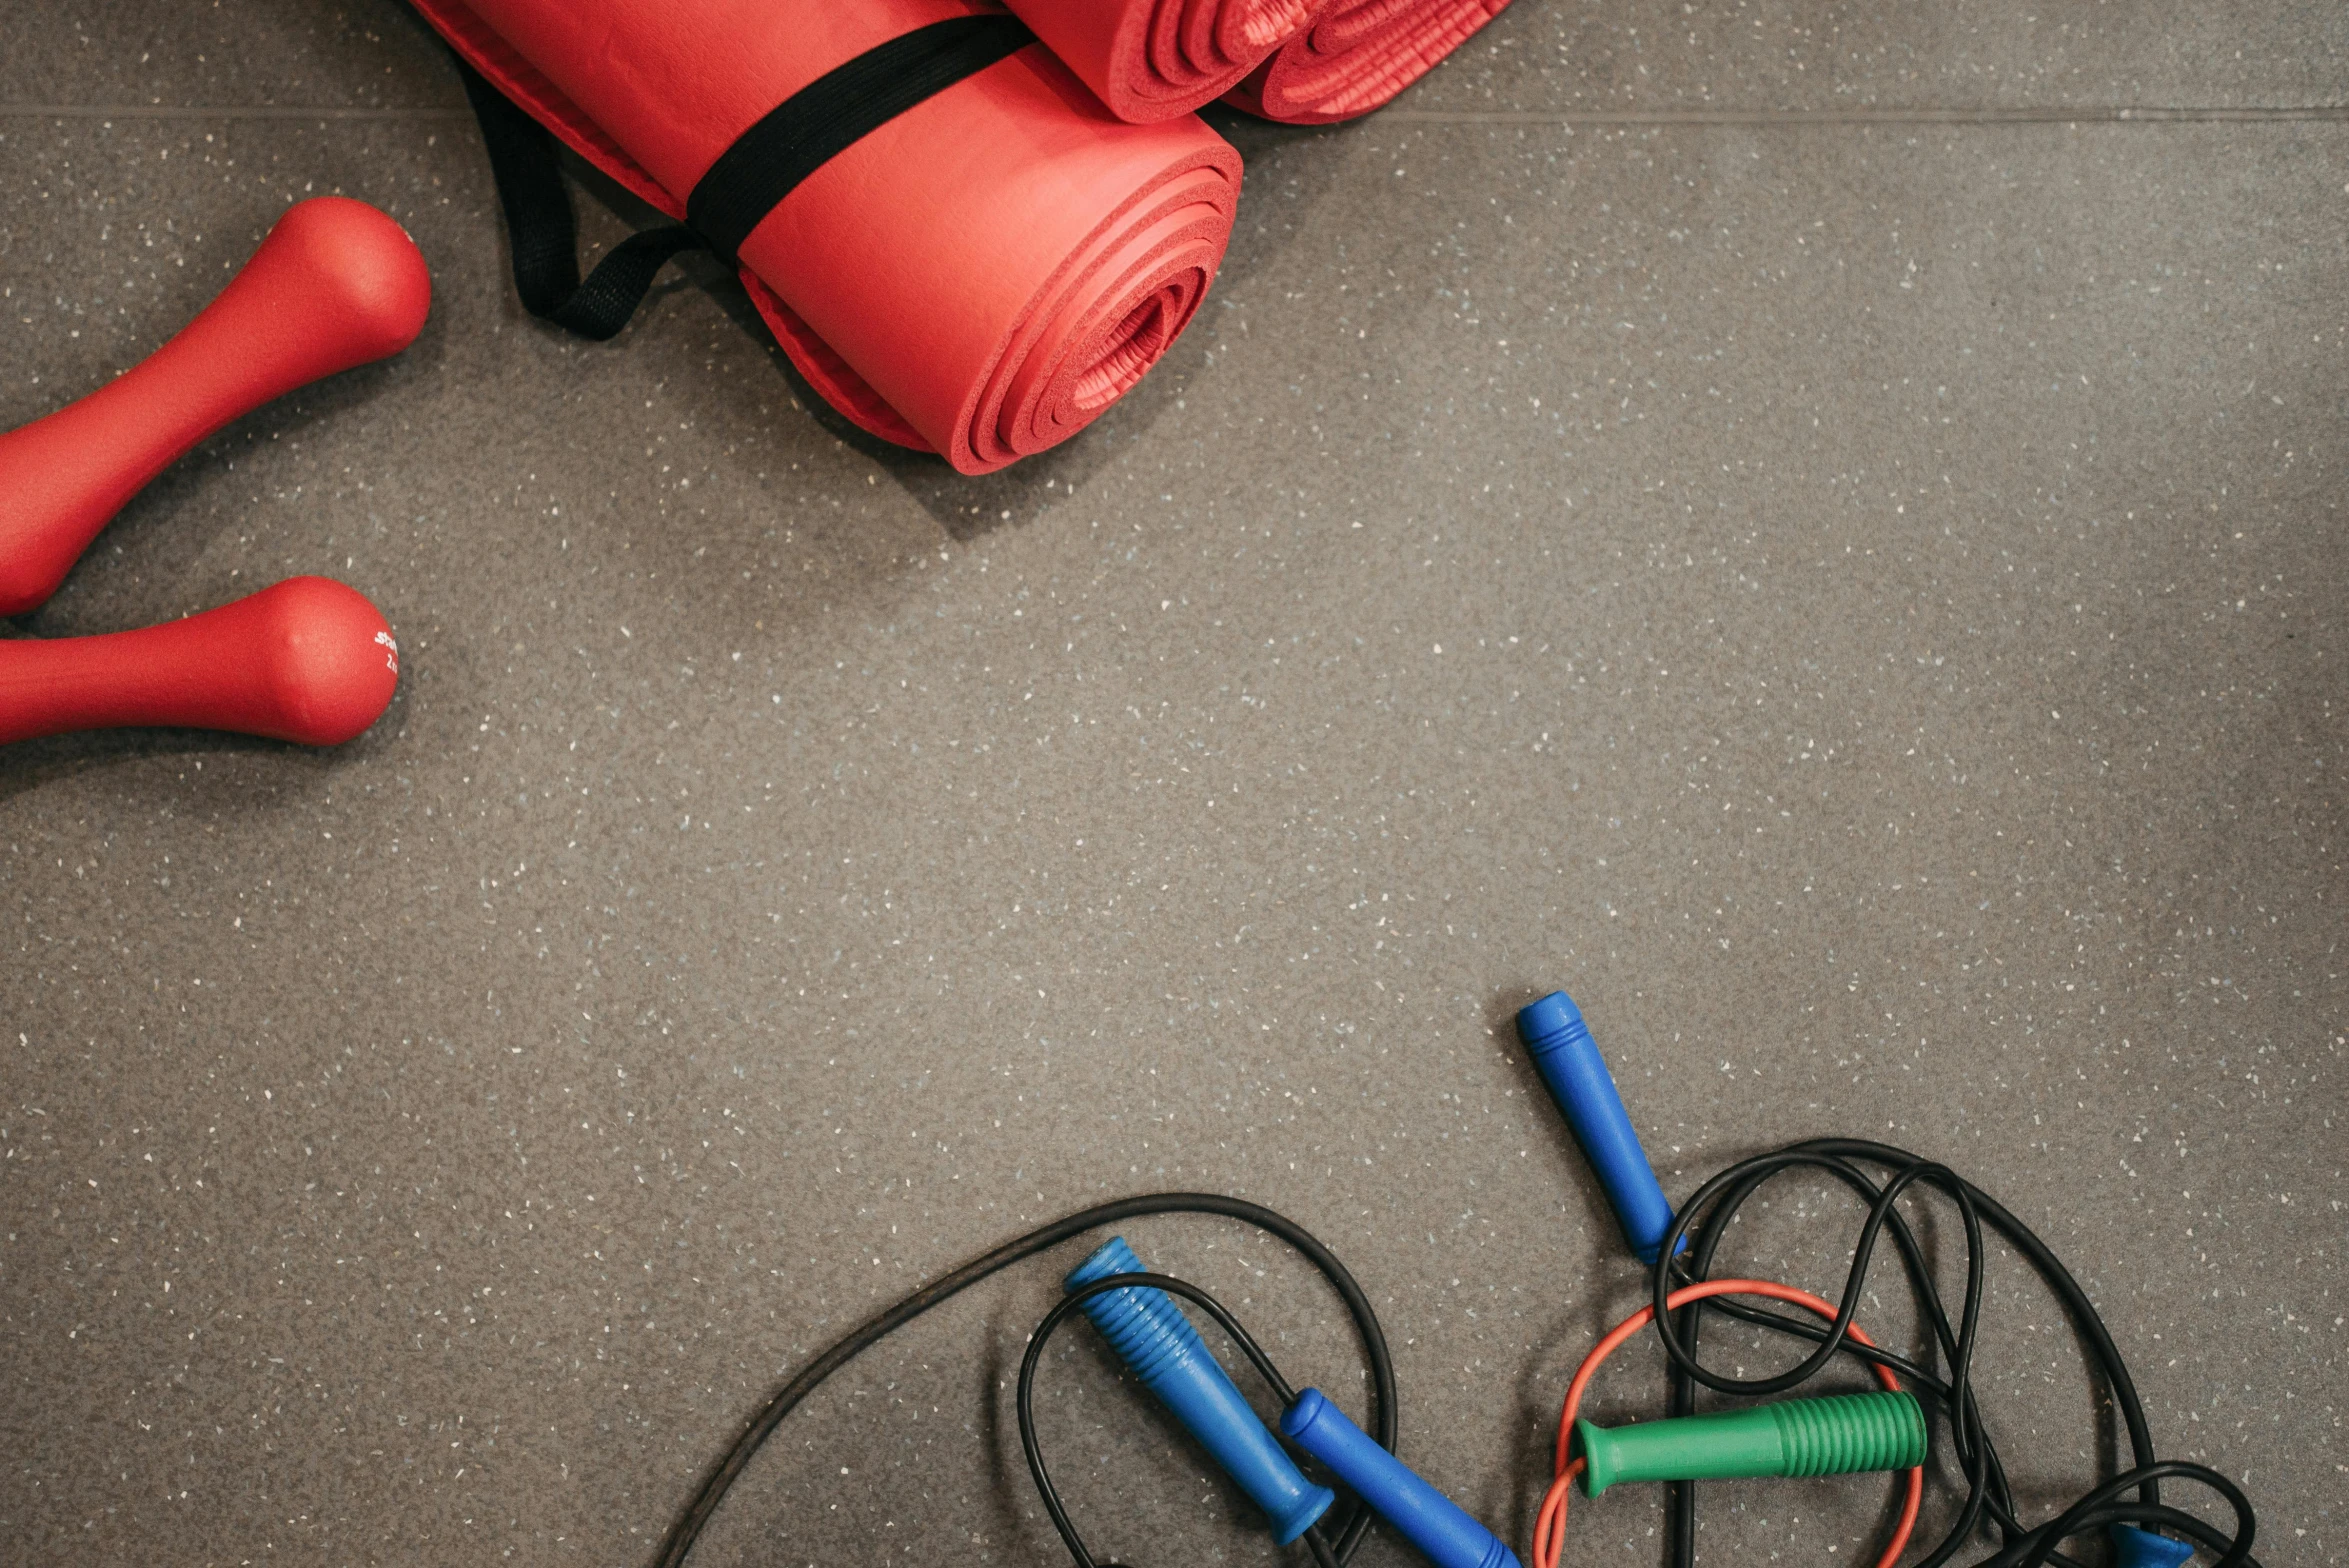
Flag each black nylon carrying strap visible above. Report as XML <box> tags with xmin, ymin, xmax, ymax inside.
<box><xmin>453</xmin><ymin>14</ymin><xmax>1035</xmax><ymax>342</ymax></box>
<box><xmin>454</xmin><ymin>58</ymin><xmax>703</xmax><ymax>341</ymax></box>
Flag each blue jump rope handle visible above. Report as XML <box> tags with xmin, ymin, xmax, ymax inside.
<box><xmin>2109</xmin><ymin>1526</ymin><xmax>2196</xmax><ymax>1568</ymax></box>
<box><xmin>1516</xmin><ymin>991</ymin><xmax>1683</xmax><ymax>1264</ymax></box>
<box><xmin>1281</xmin><ymin>1388</ymin><xmax>1520</xmax><ymax>1568</ymax></box>
<box><xmin>1064</xmin><ymin>1237</ymin><xmax>1335</xmax><ymax>1545</ymax></box>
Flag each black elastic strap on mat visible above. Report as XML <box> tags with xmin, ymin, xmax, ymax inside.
<box><xmin>686</xmin><ymin>14</ymin><xmax>1035</xmax><ymax>265</ymax></box>
<box><xmin>452</xmin><ymin>14</ymin><xmax>1035</xmax><ymax>340</ymax></box>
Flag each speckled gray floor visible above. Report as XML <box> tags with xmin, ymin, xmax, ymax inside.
<box><xmin>2</xmin><ymin>4</ymin><xmax>2342</xmax><ymax>1566</ymax></box>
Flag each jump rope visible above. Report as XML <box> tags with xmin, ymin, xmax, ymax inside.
<box><xmin>649</xmin><ymin>992</ymin><xmax>2261</xmax><ymax>1568</ymax></box>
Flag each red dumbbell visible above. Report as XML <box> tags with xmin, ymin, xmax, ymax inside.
<box><xmin>0</xmin><ymin>576</ymin><xmax>400</xmax><ymax>747</ymax></box>
<box><xmin>0</xmin><ymin>197</ymin><xmax>431</xmax><ymax>616</ymax></box>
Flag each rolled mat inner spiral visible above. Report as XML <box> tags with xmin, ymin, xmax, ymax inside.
<box><xmin>1225</xmin><ymin>0</ymin><xmax>1511</xmax><ymax>123</ymax></box>
<box><xmin>412</xmin><ymin>0</ymin><xmax>1241</xmax><ymax>474</ymax></box>
<box><xmin>1005</xmin><ymin>0</ymin><xmax>1329</xmax><ymax>121</ymax></box>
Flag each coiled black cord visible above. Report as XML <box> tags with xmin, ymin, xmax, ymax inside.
<box><xmin>649</xmin><ymin>1192</ymin><xmax>1393</xmax><ymax>1568</ymax></box>
<box><xmin>1650</xmin><ymin>1140</ymin><xmax>2259</xmax><ymax>1568</ymax></box>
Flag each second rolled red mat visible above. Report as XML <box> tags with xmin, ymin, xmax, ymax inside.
<box><xmin>1225</xmin><ymin>0</ymin><xmax>1515</xmax><ymax>124</ymax></box>
<box><xmin>1004</xmin><ymin>0</ymin><xmax>1516</xmax><ymax>125</ymax></box>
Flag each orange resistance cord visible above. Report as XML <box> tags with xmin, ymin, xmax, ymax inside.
<box><xmin>1532</xmin><ymin>1279</ymin><xmax>1925</xmax><ymax>1568</ymax></box>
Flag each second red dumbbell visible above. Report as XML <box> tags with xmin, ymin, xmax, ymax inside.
<box><xmin>0</xmin><ymin>576</ymin><xmax>401</xmax><ymax>747</ymax></box>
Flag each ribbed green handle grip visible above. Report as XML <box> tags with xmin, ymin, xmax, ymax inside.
<box><xmin>1771</xmin><ymin>1390</ymin><xmax>1926</xmax><ymax>1476</ymax></box>
<box><xmin>1577</xmin><ymin>1391</ymin><xmax>1926</xmax><ymax>1497</ymax></box>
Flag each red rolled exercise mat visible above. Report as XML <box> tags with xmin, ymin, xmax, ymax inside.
<box><xmin>0</xmin><ymin>198</ymin><xmax>430</xmax><ymax>617</ymax></box>
<box><xmin>414</xmin><ymin>0</ymin><xmax>1241</xmax><ymax>474</ymax></box>
<box><xmin>1224</xmin><ymin>0</ymin><xmax>1511</xmax><ymax>123</ymax></box>
<box><xmin>0</xmin><ymin>577</ymin><xmax>399</xmax><ymax>747</ymax></box>
<box><xmin>1004</xmin><ymin>0</ymin><xmax>1328</xmax><ymax>121</ymax></box>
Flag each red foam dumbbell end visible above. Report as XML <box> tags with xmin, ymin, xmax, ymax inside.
<box><xmin>0</xmin><ymin>576</ymin><xmax>401</xmax><ymax>747</ymax></box>
<box><xmin>0</xmin><ymin>197</ymin><xmax>431</xmax><ymax>616</ymax></box>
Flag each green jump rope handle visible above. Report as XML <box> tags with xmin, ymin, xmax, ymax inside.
<box><xmin>1577</xmin><ymin>1390</ymin><xmax>1926</xmax><ymax>1498</ymax></box>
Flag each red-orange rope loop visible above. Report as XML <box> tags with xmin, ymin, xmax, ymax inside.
<box><xmin>1532</xmin><ymin>1278</ymin><xmax>1924</xmax><ymax>1568</ymax></box>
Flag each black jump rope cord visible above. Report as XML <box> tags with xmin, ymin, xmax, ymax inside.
<box><xmin>650</xmin><ymin>1192</ymin><xmax>1395</xmax><ymax>1568</ymax></box>
<box><xmin>650</xmin><ymin>1148</ymin><xmax>2259</xmax><ymax>1568</ymax></box>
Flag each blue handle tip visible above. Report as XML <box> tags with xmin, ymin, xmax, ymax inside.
<box><xmin>1282</xmin><ymin>1389</ymin><xmax>1519</xmax><ymax>1568</ymax></box>
<box><xmin>2110</xmin><ymin>1526</ymin><xmax>2196</xmax><ymax>1568</ymax></box>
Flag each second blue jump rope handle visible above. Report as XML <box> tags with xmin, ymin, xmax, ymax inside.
<box><xmin>1516</xmin><ymin>991</ymin><xmax>1683</xmax><ymax>1264</ymax></box>
<box><xmin>1064</xmin><ymin>1237</ymin><xmax>1335</xmax><ymax>1544</ymax></box>
<box><xmin>1281</xmin><ymin>1388</ymin><xmax>1521</xmax><ymax>1568</ymax></box>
